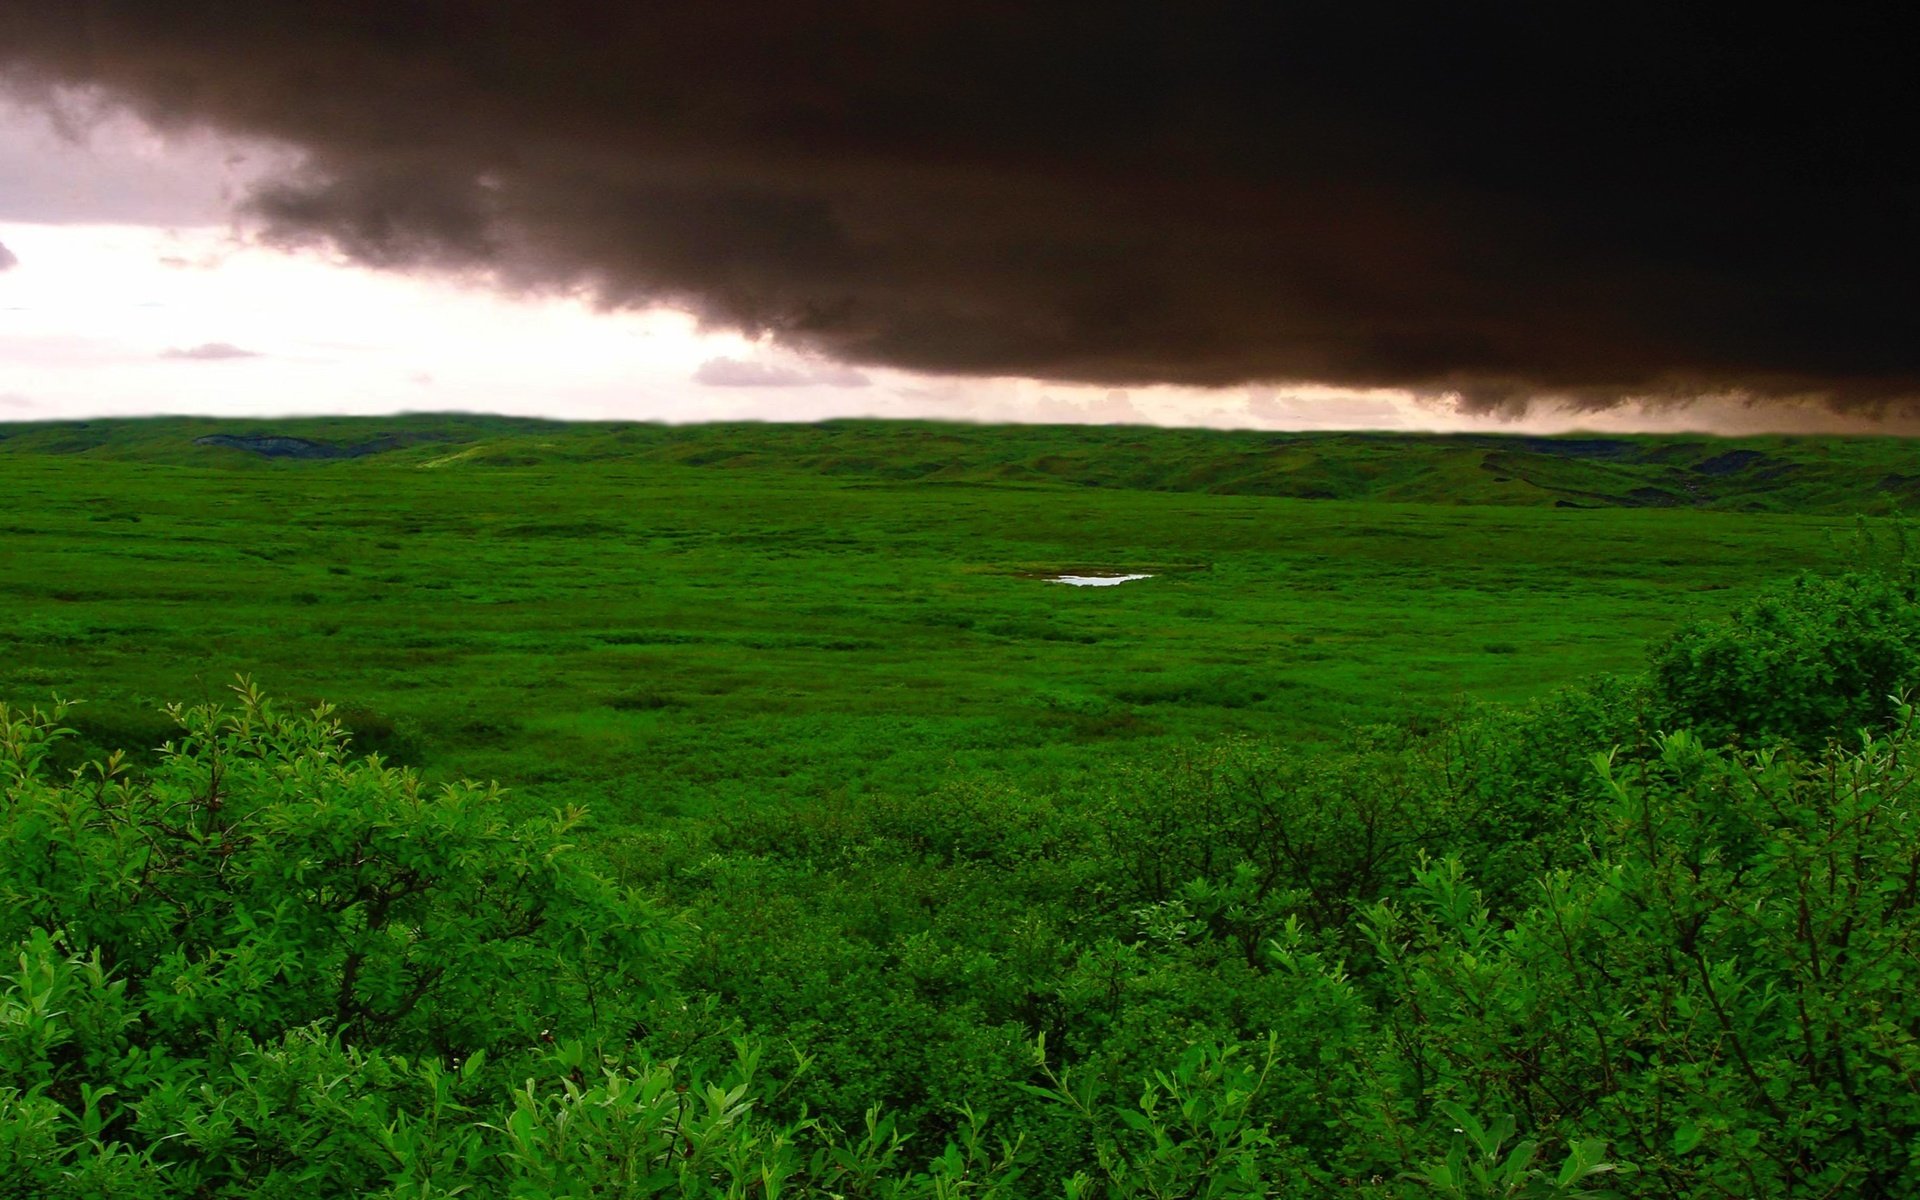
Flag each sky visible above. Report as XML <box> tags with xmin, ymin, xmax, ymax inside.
<box><xmin>2</xmin><ymin>5</ymin><xmax>1916</xmax><ymax>434</ymax></box>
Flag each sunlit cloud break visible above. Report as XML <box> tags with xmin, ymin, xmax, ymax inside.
<box><xmin>161</xmin><ymin>341</ymin><xmax>261</xmax><ymax>361</ymax></box>
<box><xmin>693</xmin><ymin>357</ymin><xmax>871</xmax><ymax>389</ymax></box>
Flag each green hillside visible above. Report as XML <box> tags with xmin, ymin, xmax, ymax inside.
<box><xmin>5</xmin><ymin>415</ymin><xmax>1919</xmax><ymax>512</ymax></box>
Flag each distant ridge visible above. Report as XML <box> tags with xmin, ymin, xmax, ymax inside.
<box><xmin>191</xmin><ymin>433</ymin><xmax>440</xmax><ymax>459</ymax></box>
<box><xmin>2</xmin><ymin>415</ymin><xmax>1915</xmax><ymax>514</ymax></box>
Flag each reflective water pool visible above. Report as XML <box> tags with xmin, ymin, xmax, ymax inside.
<box><xmin>1049</xmin><ymin>573</ymin><xmax>1153</xmax><ymax>587</ymax></box>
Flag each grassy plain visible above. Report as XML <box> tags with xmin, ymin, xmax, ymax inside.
<box><xmin>12</xmin><ymin>415</ymin><xmax>1920</xmax><ymax>1193</ymax></box>
<box><xmin>0</xmin><ymin>416</ymin><xmax>1867</xmax><ymax>839</ymax></box>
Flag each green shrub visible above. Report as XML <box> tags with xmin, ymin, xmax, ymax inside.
<box><xmin>0</xmin><ymin>685</ymin><xmax>1048</xmax><ymax>1196</ymax></box>
<box><xmin>1336</xmin><ymin>714</ymin><xmax>1920</xmax><ymax>1197</ymax></box>
<box><xmin>1650</xmin><ymin>571</ymin><xmax>1920</xmax><ymax>749</ymax></box>
<box><xmin>2</xmin><ymin>682</ymin><xmax>678</xmax><ymax>1059</ymax></box>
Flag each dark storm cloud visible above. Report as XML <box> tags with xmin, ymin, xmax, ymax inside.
<box><xmin>3</xmin><ymin>4</ymin><xmax>1916</xmax><ymax>409</ymax></box>
<box><xmin>0</xmin><ymin>241</ymin><xmax>16</xmax><ymax>272</ymax></box>
<box><xmin>162</xmin><ymin>342</ymin><xmax>259</xmax><ymax>360</ymax></box>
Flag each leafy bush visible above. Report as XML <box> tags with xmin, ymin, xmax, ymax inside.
<box><xmin>1314</xmin><ymin>715</ymin><xmax>1920</xmax><ymax>1197</ymax></box>
<box><xmin>1</xmin><ymin>681</ymin><xmax>676</xmax><ymax>1059</ymax></box>
<box><xmin>6</xmin><ymin>686</ymin><xmax>1030</xmax><ymax>1195</ymax></box>
<box><xmin>1650</xmin><ymin>570</ymin><xmax>1920</xmax><ymax>749</ymax></box>
<box><xmin>0</xmin><ymin>685</ymin><xmax>1070</xmax><ymax>1195</ymax></box>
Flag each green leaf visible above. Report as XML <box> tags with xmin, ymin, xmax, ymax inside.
<box><xmin>1671</xmin><ymin>1123</ymin><xmax>1703</xmax><ymax>1156</ymax></box>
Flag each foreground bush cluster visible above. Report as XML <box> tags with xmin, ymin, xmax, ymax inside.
<box><xmin>7</xmin><ymin>569</ymin><xmax>1920</xmax><ymax>1196</ymax></box>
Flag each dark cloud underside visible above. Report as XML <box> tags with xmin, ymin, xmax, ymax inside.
<box><xmin>3</xmin><ymin>3</ymin><xmax>1916</xmax><ymax>409</ymax></box>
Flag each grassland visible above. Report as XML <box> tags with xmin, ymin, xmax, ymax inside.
<box><xmin>0</xmin><ymin>416</ymin><xmax>1875</xmax><ymax>838</ymax></box>
<box><xmin>12</xmin><ymin>414</ymin><xmax>1920</xmax><ymax>1194</ymax></box>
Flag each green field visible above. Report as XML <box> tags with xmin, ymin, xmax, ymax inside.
<box><xmin>8</xmin><ymin>416</ymin><xmax>1920</xmax><ymax>1196</ymax></box>
<box><xmin>0</xmin><ymin>417</ymin><xmax>1865</xmax><ymax>828</ymax></box>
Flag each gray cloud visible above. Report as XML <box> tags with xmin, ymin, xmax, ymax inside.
<box><xmin>0</xmin><ymin>240</ymin><xmax>15</xmax><ymax>271</ymax></box>
<box><xmin>2</xmin><ymin>6</ymin><xmax>1915</xmax><ymax>412</ymax></box>
<box><xmin>694</xmin><ymin>357</ymin><xmax>809</xmax><ymax>388</ymax></box>
<box><xmin>694</xmin><ymin>356</ymin><xmax>870</xmax><ymax>388</ymax></box>
<box><xmin>161</xmin><ymin>341</ymin><xmax>260</xmax><ymax>360</ymax></box>
<box><xmin>809</xmin><ymin>363</ymin><xmax>872</xmax><ymax>388</ymax></box>
<box><xmin>0</xmin><ymin>90</ymin><xmax>284</xmax><ymax>225</ymax></box>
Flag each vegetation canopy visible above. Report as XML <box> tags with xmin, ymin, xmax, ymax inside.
<box><xmin>7</xmin><ymin>420</ymin><xmax>1920</xmax><ymax>1196</ymax></box>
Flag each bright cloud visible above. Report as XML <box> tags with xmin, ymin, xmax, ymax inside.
<box><xmin>161</xmin><ymin>341</ymin><xmax>260</xmax><ymax>361</ymax></box>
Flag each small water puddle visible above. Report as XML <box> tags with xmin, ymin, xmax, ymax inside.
<box><xmin>1049</xmin><ymin>573</ymin><xmax>1153</xmax><ymax>587</ymax></box>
